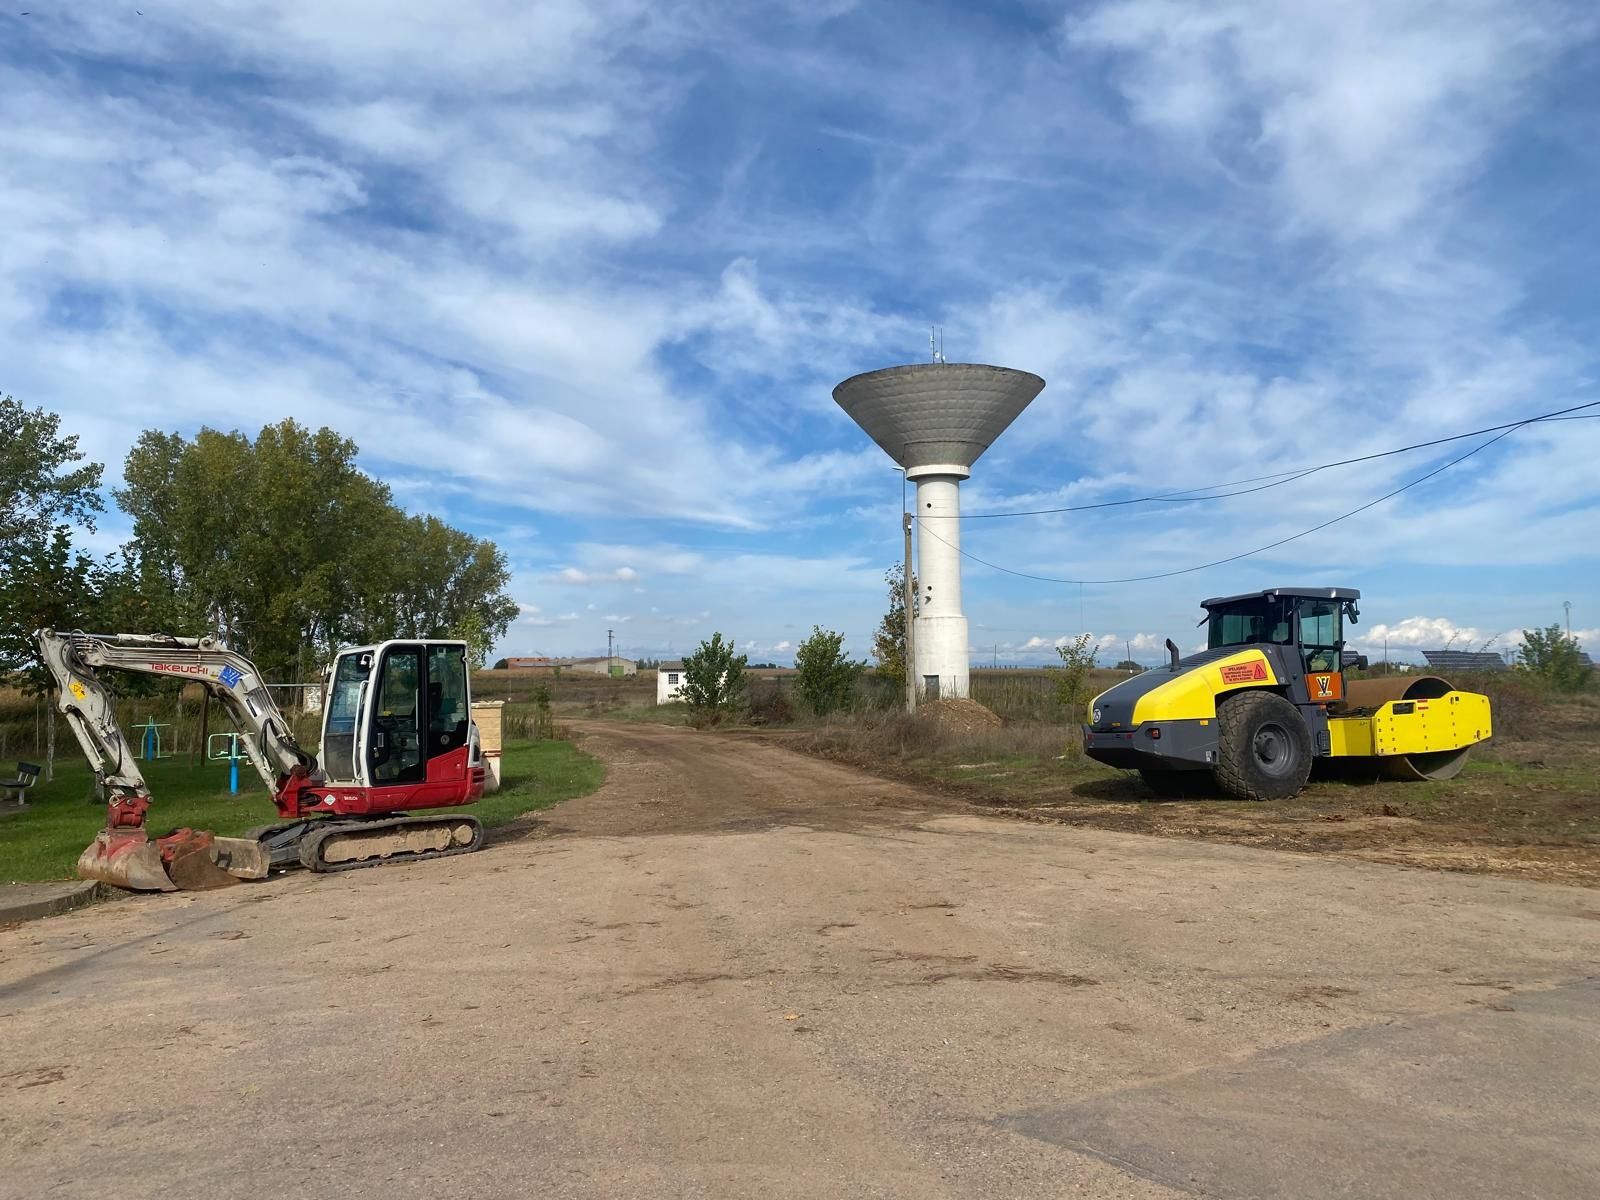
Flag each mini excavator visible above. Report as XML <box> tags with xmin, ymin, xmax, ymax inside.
<box><xmin>1083</xmin><ymin>588</ymin><xmax>1493</xmax><ymax>800</ymax></box>
<box><xmin>37</xmin><ymin>630</ymin><xmax>487</xmax><ymax>892</ymax></box>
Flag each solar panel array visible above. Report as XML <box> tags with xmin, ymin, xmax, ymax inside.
<box><xmin>1420</xmin><ymin>650</ymin><xmax>1509</xmax><ymax>673</ymax></box>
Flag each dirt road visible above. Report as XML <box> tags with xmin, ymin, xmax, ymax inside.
<box><xmin>3</xmin><ymin>721</ymin><xmax>1598</xmax><ymax>1199</ymax></box>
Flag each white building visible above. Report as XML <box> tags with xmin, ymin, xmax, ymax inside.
<box><xmin>656</xmin><ymin>662</ymin><xmax>686</xmax><ymax>704</ymax></box>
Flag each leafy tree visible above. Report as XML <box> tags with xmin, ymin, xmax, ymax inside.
<box><xmin>679</xmin><ymin>632</ymin><xmax>747</xmax><ymax>724</ymax></box>
<box><xmin>379</xmin><ymin>514</ymin><xmax>519</xmax><ymax>647</ymax></box>
<box><xmin>117</xmin><ymin>420</ymin><xmax>517</xmax><ymax>678</ymax></box>
<box><xmin>872</xmin><ymin>563</ymin><xmax>918</xmax><ymax>686</ymax></box>
<box><xmin>0</xmin><ymin>528</ymin><xmax>98</xmax><ymax>690</ymax></box>
<box><xmin>0</xmin><ymin>395</ymin><xmax>103</xmax><ymax>553</ymax></box>
<box><xmin>451</xmin><ymin>609</ymin><xmax>491</xmax><ymax>672</ymax></box>
<box><xmin>1518</xmin><ymin>625</ymin><xmax>1591</xmax><ymax>692</ymax></box>
<box><xmin>1054</xmin><ymin>634</ymin><xmax>1100</xmax><ymax>723</ymax></box>
<box><xmin>0</xmin><ymin>397</ymin><xmax>104</xmax><ymax>675</ymax></box>
<box><xmin>794</xmin><ymin>625</ymin><xmax>864</xmax><ymax>716</ymax></box>
<box><xmin>1114</xmin><ymin>659</ymin><xmax>1143</xmax><ymax>673</ymax></box>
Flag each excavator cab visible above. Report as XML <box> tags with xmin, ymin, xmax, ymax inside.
<box><xmin>320</xmin><ymin>640</ymin><xmax>474</xmax><ymax>791</ymax></box>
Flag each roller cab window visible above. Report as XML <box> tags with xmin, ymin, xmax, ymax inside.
<box><xmin>1206</xmin><ymin>596</ymin><xmax>1295</xmax><ymax>650</ymax></box>
<box><xmin>1296</xmin><ymin>600</ymin><xmax>1343</xmax><ymax>674</ymax></box>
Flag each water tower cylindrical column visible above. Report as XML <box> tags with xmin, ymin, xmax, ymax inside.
<box><xmin>911</xmin><ymin>468</ymin><xmax>969</xmax><ymax>700</ymax></box>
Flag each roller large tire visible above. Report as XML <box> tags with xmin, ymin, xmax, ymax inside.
<box><xmin>1216</xmin><ymin>691</ymin><xmax>1313</xmax><ymax>801</ymax></box>
<box><xmin>1138</xmin><ymin>769</ymin><xmax>1215</xmax><ymax>798</ymax></box>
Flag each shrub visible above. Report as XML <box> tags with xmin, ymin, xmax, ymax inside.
<box><xmin>680</xmin><ymin>632</ymin><xmax>747</xmax><ymax>725</ymax></box>
<box><xmin>794</xmin><ymin>625</ymin><xmax>865</xmax><ymax>716</ymax></box>
<box><xmin>745</xmin><ymin>682</ymin><xmax>793</xmax><ymax>726</ymax></box>
<box><xmin>531</xmin><ymin>683</ymin><xmax>554</xmax><ymax>739</ymax></box>
<box><xmin>1053</xmin><ymin>634</ymin><xmax>1100</xmax><ymax>727</ymax></box>
<box><xmin>1518</xmin><ymin>625</ymin><xmax>1591</xmax><ymax>693</ymax></box>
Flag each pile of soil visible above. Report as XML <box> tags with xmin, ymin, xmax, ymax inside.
<box><xmin>917</xmin><ymin>698</ymin><xmax>1003</xmax><ymax>734</ymax></box>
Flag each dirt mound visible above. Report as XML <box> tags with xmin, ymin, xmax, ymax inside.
<box><xmin>917</xmin><ymin>698</ymin><xmax>1002</xmax><ymax>734</ymax></box>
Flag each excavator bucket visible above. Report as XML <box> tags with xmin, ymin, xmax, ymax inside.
<box><xmin>166</xmin><ymin>837</ymin><xmax>242</xmax><ymax>890</ymax></box>
<box><xmin>209</xmin><ymin>835</ymin><xmax>270</xmax><ymax>881</ymax></box>
<box><xmin>77</xmin><ymin>829</ymin><xmax>271</xmax><ymax>892</ymax></box>
<box><xmin>77</xmin><ymin>831</ymin><xmax>176</xmax><ymax>893</ymax></box>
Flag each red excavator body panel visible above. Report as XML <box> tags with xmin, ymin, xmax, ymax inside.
<box><xmin>274</xmin><ymin>746</ymin><xmax>486</xmax><ymax>818</ymax></box>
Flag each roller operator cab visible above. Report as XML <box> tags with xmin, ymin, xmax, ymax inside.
<box><xmin>1082</xmin><ymin>588</ymin><xmax>1493</xmax><ymax>801</ymax></box>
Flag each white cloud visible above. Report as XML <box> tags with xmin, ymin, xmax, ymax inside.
<box><xmin>549</xmin><ymin>566</ymin><xmax>641</xmax><ymax>586</ymax></box>
<box><xmin>1068</xmin><ymin>0</ymin><xmax>1576</xmax><ymax>239</ymax></box>
<box><xmin>0</xmin><ymin>11</ymin><xmax>903</xmax><ymax>531</ymax></box>
<box><xmin>1356</xmin><ymin>616</ymin><xmax>1532</xmax><ymax>657</ymax></box>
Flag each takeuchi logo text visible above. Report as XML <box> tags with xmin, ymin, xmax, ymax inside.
<box><xmin>150</xmin><ymin>663</ymin><xmax>210</xmax><ymax>676</ymax></box>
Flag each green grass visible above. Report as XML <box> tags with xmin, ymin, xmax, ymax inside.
<box><xmin>0</xmin><ymin>739</ymin><xmax>604</xmax><ymax>884</ymax></box>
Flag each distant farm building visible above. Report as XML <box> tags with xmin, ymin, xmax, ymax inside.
<box><xmin>1420</xmin><ymin>650</ymin><xmax>1508</xmax><ymax>673</ymax></box>
<box><xmin>657</xmin><ymin>662</ymin><xmax>685</xmax><ymax>704</ymax></box>
<box><xmin>501</xmin><ymin>655</ymin><xmax>637</xmax><ymax>677</ymax></box>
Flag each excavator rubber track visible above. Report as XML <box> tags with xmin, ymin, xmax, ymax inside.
<box><xmin>294</xmin><ymin>814</ymin><xmax>485</xmax><ymax>874</ymax></box>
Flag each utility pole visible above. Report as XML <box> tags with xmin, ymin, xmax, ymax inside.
<box><xmin>607</xmin><ymin>628</ymin><xmax>615</xmax><ymax>676</ymax></box>
<box><xmin>1564</xmin><ymin>600</ymin><xmax>1572</xmax><ymax>640</ymax></box>
<box><xmin>1126</xmin><ymin>639</ymin><xmax>1132</xmax><ymax>673</ymax></box>
<box><xmin>903</xmin><ymin>510</ymin><xmax>917</xmax><ymax>714</ymax></box>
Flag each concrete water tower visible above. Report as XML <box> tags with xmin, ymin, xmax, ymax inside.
<box><xmin>833</xmin><ymin>363</ymin><xmax>1045</xmax><ymax>701</ymax></box>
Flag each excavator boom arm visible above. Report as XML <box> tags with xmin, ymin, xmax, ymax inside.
<box><xmin>36</xmin><ymin>629</ymin><xmax>317</xmax><ymax>802</ymax></box>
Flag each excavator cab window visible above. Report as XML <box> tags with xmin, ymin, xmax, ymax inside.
<box><xmin>426</xmin><ymin>644</ymin><xmax>470</xmax><ymax>760</ymax></box>
<box><xmin>369</xmin><ymin>645</ymin><xmax>426</xmax><ymax>785</ymax></box>
<box><xmin>322</xmin><ymin>652</ymin><xmax>369</xmax><ymax>782</ymax></box>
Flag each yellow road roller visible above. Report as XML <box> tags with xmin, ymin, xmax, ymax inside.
<box><xmin>1082</xmin><ymin>587</ymin><xmax>1492</xmax><ymax>799</ymax></box>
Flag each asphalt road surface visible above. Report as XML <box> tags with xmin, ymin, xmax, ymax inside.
<box><xmin>2</xmin><ymin>721</ymin><xmax>1597</xmax><ymax>1199</ymax></box>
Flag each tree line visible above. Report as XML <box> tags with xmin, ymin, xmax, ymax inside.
<box><xmin>1</xmin><ymin>395</ymin><xmax>518</xmax><ymax>688</ymax></box>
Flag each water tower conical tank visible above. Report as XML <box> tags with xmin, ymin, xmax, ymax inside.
<box><xmin>833</xmin><ymin>363</ymin><xmax>1045</xmax><ymax>701</ymax></box>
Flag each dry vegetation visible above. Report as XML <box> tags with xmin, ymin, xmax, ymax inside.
<box><xmin>788</xmin><ymin>670</ymin><xmax>1600</xmax><ymax>887</ymax></box>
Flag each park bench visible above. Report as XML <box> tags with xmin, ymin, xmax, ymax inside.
<box><xmin>1</xmin><ymin>762</ymin><xmax>41</xmax><ymax>807</ymax></box>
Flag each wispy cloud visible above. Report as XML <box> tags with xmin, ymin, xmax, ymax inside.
<box><xmin>5</xmin><ymin>0</ymin><xmax>1596</xmax><ymax>661</ymax></box>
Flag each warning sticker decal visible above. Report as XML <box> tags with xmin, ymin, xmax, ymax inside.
<box><xmin>1219</xmin><ymin>661</ymin><xmax>1270</xmax><ymax>685</ymax></box>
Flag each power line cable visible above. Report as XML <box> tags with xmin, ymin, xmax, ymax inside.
<box><xmin>945</xmin><ymin>399</ymin><xmax>1600</xmax><ymax>519</ymax></box>
<box><xmin>917</xmin><ymin>421</ymin><xmax>1525</xmax><ymax>586</ymax></box>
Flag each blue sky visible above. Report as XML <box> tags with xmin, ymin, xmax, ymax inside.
<box><xmin>5</xmin><ymin>1</ymin><xmax>1598</xmax><ymax>665</ymax></box>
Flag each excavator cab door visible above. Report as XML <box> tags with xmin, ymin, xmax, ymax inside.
<box><xmin>321</xmin><ymin>649</ymin><xmax>371</xmax><ymax>785</ymax></box>
<box><xmin>363</xmin><ymin>643</ymin><xmax>427</xmax><ymax>786</ymax></box>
